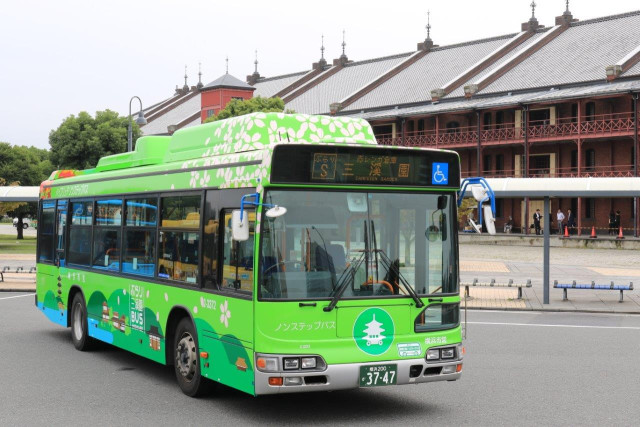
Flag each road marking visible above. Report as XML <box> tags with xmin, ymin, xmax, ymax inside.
<box><xmin>467</xmin><ymin>309</ymin><xmax>636</xmax><ymax>318</ymax></box>
<box><xmin>0</xmin><ymin>293</ymin><xmax>35</xmax><ymax>301</ymax></box>
<box><xmin>467</xmin><ymin>321</ymin><xmax>640</xmax><ymax>330</ymax></box>
<box><xmin>587</xmin><ymin>267</ymin><xmax>640</xmax><ymax>277</ymax></box>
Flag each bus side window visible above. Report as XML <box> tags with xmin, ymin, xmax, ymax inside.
<box><xmin>221</xmin><ymin>209</ymin><xmax>254</xmax><ymax>293</ymax></box>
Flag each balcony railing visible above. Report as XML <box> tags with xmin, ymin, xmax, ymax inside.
<box><xmin>377</xmin><ymin>112</ymin><xmax>639</xmax><ymax>149</ymax></box>
<box><xmin>461</xmin><ymin>164</ymin><xmax>636</xmax><ymax>179</ymax></box>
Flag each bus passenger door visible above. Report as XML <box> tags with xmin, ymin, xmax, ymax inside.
<box><xmin>55</xmin><ymin>200</ymin><xmax>68</xmax><ymax>268</ymax></box>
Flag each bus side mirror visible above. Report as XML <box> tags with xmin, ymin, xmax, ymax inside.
<box><xmin>437</xmin><ymin>195</ymin><xmax>447</xmax><ymax>210</ymax></box>
<box><xmin>232</xmin><ymin>210</ymin><xmax>249</xmax><ymax>241</ymax></box>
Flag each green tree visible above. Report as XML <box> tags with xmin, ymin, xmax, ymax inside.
<box><xmin>0</xmin><ymin>143</ymin><xmax>53</xmax><ymax>186</ymax></box>
<box><xmin>203</xmin><ymin>96</ymin><xmax>294</xmax><ymax>123</ymax></box>
<box><xmin>0</xmin><ymin>144</ymin><xmax>54</xmax><ymax>239</ymax></box>
<box><xmin>49</xmin><ymin>110</ymin><xmax>141</xmax><ymax>170</ymax></box>
<box><xmin>0</xmin><ymin>178</ymin><xmax>37</xmax><ymax>240</ymax></box>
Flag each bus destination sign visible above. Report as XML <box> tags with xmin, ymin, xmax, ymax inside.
<box><xmin>311</xmin><ymin>152</ymin><xmax>425</xmax><ymax>185</ymax></box>
<box><xmin>270</xmin><ymin>145</ymin><xmax>459</xmax><ymax>187</ymax></box>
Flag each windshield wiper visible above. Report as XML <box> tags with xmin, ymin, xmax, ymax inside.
<box><xmin>371</xmin><ymin>239</ymin><xmax>424</xmax><ymax>308</ymax></box>
<box><xmin>323</xmin><ymin>251</ymin><xmax>365</xmax><ymax>312</ymax></box>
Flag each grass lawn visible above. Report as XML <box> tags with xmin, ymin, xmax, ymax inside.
<box><xmin>0</xmin><ymin>234</ymin><xmax>37</xmax><ymax>255</ymax></box>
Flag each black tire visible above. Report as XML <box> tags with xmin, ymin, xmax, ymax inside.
<box><xmin>22</xmin><ymin>223</ymin><xmax>28</xmax><ymax>229</ymax></box>
<box><xmin>70</xmin><ymin>293</ymin><xmax>94</xmax><ymax>351</ymax></box>
<box><xmin>173</xmin><ymin>317</ymin><xmax>210</xmax><ymax>397</ymax></box>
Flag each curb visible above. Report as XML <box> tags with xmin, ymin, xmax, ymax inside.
<box><xmin>0</xmin><ymin>288</ymin><xmax>35</xmax><ymax>293</ymax></box>
<box><xmin>465</xmin><ymin>306</ymin><xmax>640</xmax><ymax>315</ymax></box>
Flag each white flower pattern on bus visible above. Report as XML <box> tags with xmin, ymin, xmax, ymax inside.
<box><xmin>220</xmin><ymin>300</ymin><xmax>231</xmax><ymax>327</ymax></box>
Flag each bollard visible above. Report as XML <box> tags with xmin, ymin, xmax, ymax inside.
<box><xmin>16</xmin><ymin>267</ymin><xmax>23</xmax><ymax>273</ymax></box>
<box><xmin>29</xmin><ymin>267</ymin><xmax>36</xmax><ymax>274</ymax></box>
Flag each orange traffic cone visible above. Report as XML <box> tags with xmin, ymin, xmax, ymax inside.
<box><xmin>617</xmin><ymin>226</ymin><xmax>624</xmax><ymax>240</ymax></box>
<box><xmin>589</xmin><ymin>226</ymin><xmax>597</xmax><ymax>239</ymax></box>
<box><xmin>563</xmin><ymin>225</ymin><xmax>570</xmax><ymax>238</ymax></box>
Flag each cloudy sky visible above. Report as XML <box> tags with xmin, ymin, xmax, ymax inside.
<box><xmin>1</xmin><ymin>0</ymin><xmax>638</xmax><ymax>149</ymax></box>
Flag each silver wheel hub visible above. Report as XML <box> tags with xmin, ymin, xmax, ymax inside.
<box><xmin>176</xmin><ymin>333</ymin><xmax>197</xmax><ymax>381</ymax></box>
<box><xmin>73</xmin><ymin>304</ymin><xmax>83</xmax><ymax>341</ymax></box>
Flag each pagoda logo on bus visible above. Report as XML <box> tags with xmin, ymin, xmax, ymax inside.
<box><xmin>353</xmin><ymin>308</ymin><xmax>395</xmax><ymax>356</ymax></box>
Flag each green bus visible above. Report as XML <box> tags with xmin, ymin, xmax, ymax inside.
<box><xmin>36</xmin><ymin>112</ymin><xmax>463</xmax><ymax>396</ymax></box>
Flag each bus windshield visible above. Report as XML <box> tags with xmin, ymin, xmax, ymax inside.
<box><xmin>259</xmin><ymin>190</ymin><xmax>457</xmax><ymax>300</ymax></box>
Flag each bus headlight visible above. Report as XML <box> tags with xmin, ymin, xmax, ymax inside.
<box><xmin>301</xmin><ymin>357</ymin><xmax>317</xmax><ymax>369</ymax></box>
<box><xmin>426</xmin><ymin>349</ymin><xmax>440</xmax><ymax>360</ymax></box>
<box><xmin>441</xmin><ymin>348</ymin><xmax>455</xmax><ymax>359</ymax></box>
<box><xmin>256</xmin><ymin>356</ymin><xmax>279</xmax><ymax>372</ymax></box>
<box><xmin>283</xmin><ymin>357</ymin><xmax>300</xmax><ymax>370</ymax></box>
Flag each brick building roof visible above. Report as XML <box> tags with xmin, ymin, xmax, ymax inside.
<box><xmin>140</xmin><ymin>9</ymin><xmax>640</xmax><ymax>135</ymax></box>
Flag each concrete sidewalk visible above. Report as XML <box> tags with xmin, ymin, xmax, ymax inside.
<box><xmin>462</xmin><ymin>286</ymin><xmax>640</xmax><ymax>314</ymax></box>
<box><xmin>0</xmin><ymin>273</ymin><xmax>35</xmax><ymax>292</ymax></box>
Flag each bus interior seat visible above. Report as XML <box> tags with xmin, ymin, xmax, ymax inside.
<box><xmin>314</xmin><ymin>244</ymin><xmax>346</xmax><ymax>274</ymax></box>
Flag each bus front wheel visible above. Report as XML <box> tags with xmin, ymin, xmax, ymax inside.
<box><xmin>173</xmin><ymin>318</ymin><xmax>209</xmax><ymax>397</ymax></box>
<box><xmin>71</xmin><ymin>293</ymin><xmax>94</xmax><ymax>351</ymax></box>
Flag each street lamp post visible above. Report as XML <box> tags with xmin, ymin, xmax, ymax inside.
<box><xmin>128</xmin><ymin>96</ymin><xmax>147</xmax><ymax>152</ymax></box>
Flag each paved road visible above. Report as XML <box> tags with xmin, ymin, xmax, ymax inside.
<box><xmin>2</xmin><ymin>292</ymin><xmax>639</xmax><ymax>426</ymax></box>
<box><xmin>0</xmin><ymin>223</ymin><xmax>36</xmax><ymax>237</ymax></box>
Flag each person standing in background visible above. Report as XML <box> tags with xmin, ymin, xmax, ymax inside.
<box><xmin>533</xmin><ymin>209</ymin><xmax>542</xmax><ymax>235</ymax></box>
<box><xmin>557</xmin><ymin>209</ymin><xmax>565</xmax><ymax>235</ymax></box>
<box><xmin>608</xmin><ymin>211</ymin><xmax>616</xmax><ymax>235</ymax></box>
<box><xmin>567</xmin><ymin>209</ymin><xmax>576</xmax><ymax>235</ymax></box>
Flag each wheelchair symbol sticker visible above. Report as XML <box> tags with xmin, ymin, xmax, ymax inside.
<box><xmin>432</xmin><ymin>163</ymin><xmax>449</xmax><ymax>185</ymax></box>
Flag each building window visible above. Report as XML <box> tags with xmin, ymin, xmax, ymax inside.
<box><xmin>231</xmin><ymin>97</ymin><xmax>244</xmax><ymax>101</ymax></box>
<box><xmin>585</xmin><ymin>149</ymin><xmax>596</xmax><ymax>171</ymax></box>
<box><xmin>571</xmin><ymin>199</ymin><xmax>578</xmax><ymax>218</ymax></box>
<box><xmin>571</xmin><ymin>150</ymin><xmax>577</xmax><ymax>172</ymax></box>
<box><xmin>417</xmin><ymin>119</ymin><xmax>425</xmax><ymax>134</ymax></box>
<box><xmin>495</xmin><ymin>199</ymin><xmax>504</xmax><ymax>218</ymax></box>
<box><xmin>446</xmin><ymin>121</ymin><xmax>460</xmax><ymax>133</ymax></box>
<box><xmin>532</xmin><ymin>155</ymin><xmax>550</xmax><ymax>176</ymax></box>
<box><xmin>406</xmin><ymin>120</ymin><xmax>415</xmax><ymax>133</ymax></box>
<box><xmin>495</xmin><ymin>111</ymin><xmax>504</xmax><ymax>129</ymax></box>
<box><xmin>631</xmin><ymin>199</ymin><xmax>636</xmax><ymax>218</ymax></box>
<box><xmin>571</xmin><ymin>103</ymin><xmax>578</xmax><ymax>123</ymax></box>
<box><xmin>372</xmin><ymin>124</ymin><xmax>393</xmax><ymax>137</ymax></box>
<box><xmin>530</xmin><ymin>109</ymin><xmax>551</xmax><ymax>125</ymax></box>
<box><xmin>585</xmin><ymin>198</ymin><xmax>595</xmax><ymax>219</ymax></box>
<box><xmin>483</xmin><ymin>154</ymin><xmax>492</xmax><ymax>175</ymax></box>
<box><xmin>483</xmin><ymin>113</ymin><xmax>492</xmax><ymax>130</ymax></box>
<box><xmin>206</xmin><ymin>109</ymin><xmax>215</xmax><ymax>117</ymax></box>
<box><xmin>585</xmin><ymin>102</ymin><xmax>596</xmax><ymax>121</ymax></box>
<box><xmin>495</xmin><ymin>154</ymin><xmax>504</xmax><ymax>176</ymax></box>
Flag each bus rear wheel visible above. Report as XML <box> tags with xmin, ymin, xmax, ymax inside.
<box><xmin>173</xmin><ymin>318</ymin><xmax>209</xmax><ymax>397</ymax></box>
<box><xmin>71</xmin><ymin>293</ymin><xmax>94</xmax><ymax>351</ymax></box>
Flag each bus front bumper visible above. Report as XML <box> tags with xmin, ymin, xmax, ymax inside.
<box><xmin>254</xmin><ymin>358</ymin><xmax>462</xmax><ymax>395</ymax></box>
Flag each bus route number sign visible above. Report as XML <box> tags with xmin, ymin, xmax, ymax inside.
<box><xmin>359</xmin><ymin>364</ymin><xmax>397</xmax><ymax>387</ymax></box>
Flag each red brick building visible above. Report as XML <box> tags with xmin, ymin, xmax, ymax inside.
<box><xmin>140</xmin><ymin>6</ymin><xmax>640</xmax><ymax>235</ymax></box>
